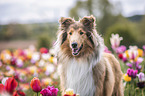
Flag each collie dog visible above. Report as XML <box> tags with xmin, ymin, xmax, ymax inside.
<box><xmin>55</xmin><ymin>15</ymin><xmax>124</xmax><ymax>96</ymax></box>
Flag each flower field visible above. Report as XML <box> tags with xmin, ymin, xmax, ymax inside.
<box><xmin>0</xmin><ymin>34</ymin><xmax>145</xmax><ymax>96</ymax></box>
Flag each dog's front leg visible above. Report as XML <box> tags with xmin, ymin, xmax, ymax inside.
<box><xmin>59</xmin><ymin>64</ymin><xmax>67</xmax><ymax>95</ymax></box>
<box><xmin>60</xmin><ymin>74</ymin><xmax>66</xmax><ymax>95</ymax></box>
<box><xmin>93</xmin><ymin>63</ymin><xmax>106</xmax><ymax>96</ymax></box>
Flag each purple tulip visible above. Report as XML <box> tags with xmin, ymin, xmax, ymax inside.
<box><xmin>127</xmin><ymin>68</ymin><xmax>138</xmax><ymax>78</ymax></box>
<box><xmin>122</xmin><ymin>56</ymin><xmax>128</xmax><ymax>63</ymax></box>
<box><xmin>136</xmin><ymin>57</ymin><xmax>144</xmax><ymax>65</ymax></box>
<box><xmin>0</xmin><ymin>61</ymin><xmax>2</xmax><ymax>67</ymax></box>
<box><xmin>40</xmin><ymin>86</ymin><xmax>59</xmax><ymax>96</ymax></box>
<box><xmin>6</xmin><ymin>66</ymin><xmax>10</xmax><ymax>71</ymax></box>
<box><xmin>136</xmin><ymin>65</ymin><xmax>142</xmax><ymax>71</ymax></box>
<box><xmin>116</xmin><ymin>45</ymin><xmax>126</xmax><ymax>54</ymax></box>
<box><xmin>16</xmin><ymin>59</ymin><xmax>23</xmax><ymax>68</ymax></box>
<box><xmin>104</xmin><ymin>46</ymin><xmax>111</xmax><ymax>53</ymax></box>
<box><xmin>126</xmin><ymin>63</ymin><xmax>132</xmax><ymax>68</ymax></box>
<box><xmin>48</xmin><ymin>86</ymin><xmax>58</xmax><ymax>96</ymax></box>
<box><xmin>40</xmin><ymin>88</ymin><xmax>52</xmax><ymax>96</ymax></box>
<box><xmin>143</xmin><ymin>45</ymin><xmax>145</xmax><ymax>51</ymax></box>
<box><xmin>30</xmin><ymin>59</ymin><xmax>36</xmax><ymax>64</ymax></box>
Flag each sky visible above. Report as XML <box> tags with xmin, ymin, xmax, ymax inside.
<box><xmin>0</xmin><ymin>0</ymin><xmax>145</xmax><ymax>25</ymax></box>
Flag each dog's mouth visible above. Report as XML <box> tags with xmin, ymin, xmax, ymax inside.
<box><xmin>72</xmin><ymin>44</ymin><xmax>83</xmax><ymax>56</ymax></box>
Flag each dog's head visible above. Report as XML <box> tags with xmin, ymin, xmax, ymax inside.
<box><xmin>59</xmin><ymin>16</ymin><xmax>96</xmax><ymax>57</ymax></box>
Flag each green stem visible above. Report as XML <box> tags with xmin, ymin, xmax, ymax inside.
<box><xmin>37</xmin><ymin>92</ymin><xmax>38</xmax><ymax>96</ymax></box>
<box><xmin>129</xmin><ymin>82</ymin><xmax>130</xmax><ymax>96</ymax></box>
<box><xmin>142</xmin><ymin>89</ymin><xmax>144</xmax><ymax>96</ymax></box>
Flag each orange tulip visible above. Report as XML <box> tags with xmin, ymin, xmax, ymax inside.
<box><xmin>30</xmin><ymin>77</ymin><xmax>42</xmax><ymax>92</ymax></box>
<box><xmin>5</xmin><ymin>77</ymin><xmax>18</xmax><ymax>94</ymax></box>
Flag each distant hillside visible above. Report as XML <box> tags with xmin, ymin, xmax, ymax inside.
<box><xmin>0</xmin><ymin>22</ymin><xmax>58</xmax><ymax>41</ymax></box>
<box><xmin>127</xmin><ymin>15</ymin><xmax>145</xmax><ymax>22</ymax></box>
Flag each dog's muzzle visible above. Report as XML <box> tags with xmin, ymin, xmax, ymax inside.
<box><xmin>71</xmin><ymin>43</ymin><xmax>83</xmax><ymax>56</ymax></box>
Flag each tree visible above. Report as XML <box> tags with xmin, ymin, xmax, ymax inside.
<box><xmin>69</xmin><ymin>0</ymin><xmax>122</xmax><ymax>35</ymax></box>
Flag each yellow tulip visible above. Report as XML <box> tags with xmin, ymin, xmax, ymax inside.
<box><xmin>42</xmin><ymin>78</ymin><xmax>52</xmax><ymax>86</ymax></box>
<box><xmin>65</xmin><ymin>89</ymin><xmax>74</xmax><ymax>95</ymax></box>
<box><xmin>125</xmin><ymin>50</ymin><xmax>129</xmax><ymax>58</ymax></box>
<box><xmin>138</xmin><ymin>49</ymin><xmax>143</xmax><ymax>57</ymax></box>
<box><xmin>123</xmin><ymin>74</ymin><xmax>131</xmax><ymax>82</ymax></box>
<box><xmin>49</xmin><ymin>57</ymin><xmax>54</xmax><ymax>63</ymax></box>
<box><xmin>27</xmin><ymin>52</ymin><xmax>32</xmax><ymax>59</ymax></box>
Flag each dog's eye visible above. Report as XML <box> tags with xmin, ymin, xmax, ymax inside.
<box><xmin>69</xmin><ymin>32</ymin><xmax>72</xmax><ymax>35</ymax></box>
<box><xmin>80</xmin><ymin>31</ymin><xmax>84</xmax><ymax>35</ymax></box>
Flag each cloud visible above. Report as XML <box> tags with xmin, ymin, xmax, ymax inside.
<box><xmin>0</xmin><ymin>0</ymin><xmax>75</xmax><ymax>24</ymax></box>
<box><xmin>110</xmin><ymin>0</ymin><xmax>145</xmax><ymax>16</ymax></box>
<box><xmin>0</xmin><ymin>0</ymin><xmax>145</xmax><ymax>24</ymax></box>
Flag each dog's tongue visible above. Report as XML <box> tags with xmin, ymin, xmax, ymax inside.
<box><xmin>72</xmin><ymin>48</ymin><xmax>79</xmax><ymax>55</ymax></box>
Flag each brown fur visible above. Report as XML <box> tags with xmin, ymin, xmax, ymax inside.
<box><xmin>93</xmin><ymin>53</ymin><xmax>124</xmax><ymax>96</ymax></box>
<box><xmin>55</xmin><ymin>15</ymin><xmax>124</xmax><ymax>96</ymax></box>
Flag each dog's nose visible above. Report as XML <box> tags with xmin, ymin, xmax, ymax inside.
<box><xmin>71</xmin><ymin>42</ymin><xmax>78</xmax><ymax>48</ymax></box>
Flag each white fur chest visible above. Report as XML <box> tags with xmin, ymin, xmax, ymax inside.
<box><xmin>66</xmin><ymin>59</ymin><xmax>96</xmax><ymax>96</ymax></box>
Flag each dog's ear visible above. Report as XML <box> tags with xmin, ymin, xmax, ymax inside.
<box><xmin>80</xmin><ymin>15</ymin><xmax>96</xmax><ymax>31</ymax></box>
<box><xmin>59</xmin><ymin>17</ymin><xmax>74</xmax><ymax>30</ymax></box>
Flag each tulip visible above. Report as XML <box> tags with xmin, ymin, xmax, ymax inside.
<box><xmin>137</xmin><ymin>82</ymin><xmax>145</xmax><ymax>89</ymax></box>
<box><xmin>41</xmin><ymin>78</ymin><xmax>52</xmax><ymax>86</ymax></box>
<box><xmin>128</xmin><ymin>46</ymin><xmax>138</xmax><ymax>60</ymax></box>
<box><xmin>48</xmin><ymin>86</ymin><xmax>58</xmax><ymax>96</ymax></box>
<box><xmin>123</xmin><ymin>74</ymin><xmax>131</xmax><ymax>82</ymax></box>
<box><xmin>31</xmin><ymin>52</ymin><xmax>40</xmax><ymax>64</ymax></box>
<box><xmin>143</xmin><ymin>45</ymin><xmax>145</xmax><ymax>53</ymax></box>
<box><xmin>118</xmin><ymin>54</ymin><xmax>123</xmax><ymax>59</ymax></box>
<box><xmin>127</xmin><ymin>68</ymin><xmax>138</xmax><ymax>78</ymax></box>
<box><xmin>64</xmin><ymin>89</ymin><xmax>77</xmax><ymax>96</ymax></box>
<box><xmin>40</xmin><ymin>47</ymin><xmax>48</xmax><ymax>54</ymax></box>
<box><xmin>16</xmin><ymin>58</ymin><xmax>23</xmax><ymax>68</ymax></box>
<box><xmin>116</xmin><ymin>45</ymin><xmax>126</xmax><ymax>54</ymax></box>
<box><xmin>110</xmin><ymin>34</ymin><xmax>123</xmax><ymax>50</ymax></box>
<box><xmin>135</xmin><ymin>57</ymin><xmax>144</xmax><ymax>65</ymax></box>
<box><xmin>41</xmin><ymin>53</ymin><xmax>50</xmax><ymax>60</ymax></box>
<box><xmin>5</xmin><ymin>77</ymin><xmax>18</xmax><ymax>94</ymax></box>
<box><xmin>0</xmin><ymin>84</ymin><xmax>5</xmax><ymax>94</ymax></box>
<box><xmin>2</xmin><ymin>77</ymin><xmax>9</xmax><ymax>85</ymax></box>
<box><xmin>104</xmin><ymin>46</ymin><xmax>111</xmax><ymax>53</ymax></box>
<box><xmin>11</xmin><ymin>57</ymin><xmax>16</xmax><ymax>66</ymax></box>
<box><xmin>40</xmin><ymin>88</ymin><xmax>52</xmax><ymax>96</ymax></box>
<box><xmin>65</xmin><ymin>89</ymin><xmax>74</xmax><ymax>95</ymax></box>
<box><xmin>30</xmin><ymin>77</ymin><xmax>42</xmax><ymax>93</ymax></box>
<box><xmin>126</xmin><ymin>63</ymin><xmax>132</xmax><ymax>68</ymax></box>
<box><xmin>137</xmin><ymin>72</ymin><xmax>145</xmax><ymax>82</ymax></box>
<box><xmin>40</xmin><ymin>86</ymin><xmax>58</xmax><ymax>96</ymax></box>
<box><xmin>0</xmin><ymin>61</ymin><xmax>2</xmax><ymax>67</ymax></box>
<box><xmin>137</xmin><ymin>49</ymin><xmax>143</xmax><ymax>57</ymax></box>
<box><xmin>122</xmin><ymin>53</ymin><xmax>128</xmax><ymax>62</ymax></box>
<box><xmin>13</xmin><ymin>90</ymin><xmax>25</xmax><ymax>96</ymax></box>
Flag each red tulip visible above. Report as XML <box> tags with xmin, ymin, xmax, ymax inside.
<box><xmin>13</xmin><ymin>90</ymin><xmax>25</xmax><ymax>96</ymax></box>
<box><xmin>118</xmin><ymin>54</ymin><xmax>123</xmax><ymax>59</ymax></box>
<box><xmin>30</xmin><ymin>77</ymin><xmax>42</xmax><ymax>92</ymax></box>
<box><xmin>5</xmin><ymin>77</ymin><xmax>18</xmax><ymax>94</ymax></box>
<box><xmin>64</xmin><ymin>94</ymin><xmax>76</xmax><ymax>96</ymax></box>
<box><xmin>0</xmin><ymin>84</ymin><xmax>5</xmax><ymax>94</ymax></box>
<box><xmin>40</xmin><ymin>47</ymin><xmax>48</xmax><ymax>54</ymax></box>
